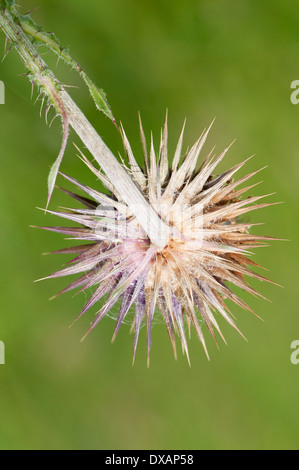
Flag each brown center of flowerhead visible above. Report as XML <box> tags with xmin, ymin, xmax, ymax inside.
<box><xmin>40</xmin><ymin>116</ymin><xmax>279</xmax><ymax>364</ymax></box>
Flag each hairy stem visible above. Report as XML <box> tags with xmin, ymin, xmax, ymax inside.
<box><xmin>0</xmin><ymin>5</ymin><xmax>170</xmax><ymax>248</ymax></box>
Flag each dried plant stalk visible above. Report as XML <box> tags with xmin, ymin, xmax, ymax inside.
<box><xmin>0</xmin><ymin>1</ymin><xmax>170</xmax><ymax>248</ymax></box>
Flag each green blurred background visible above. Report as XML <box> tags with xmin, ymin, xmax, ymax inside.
<box><xmin>0</xmin><ymin>0</ymin><xmax>298</xmax><ymax>450</ymax></box>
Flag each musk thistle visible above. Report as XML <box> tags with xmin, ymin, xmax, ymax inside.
<box><xmin>0</xmin><ymin>1</ymin><xmax>279</xmax><ymax>364</ymax></box>
<box><xmin>39</xmin><ymin>116</ymin><xmax>279</xmax><ymax>364</ymax></box>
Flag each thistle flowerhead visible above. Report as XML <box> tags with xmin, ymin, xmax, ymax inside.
<box><xmin>39</xmin><ymin>116</ymin><xmax>278</xmax><ymax>365</ymax></box>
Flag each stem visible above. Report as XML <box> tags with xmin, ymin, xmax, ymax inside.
<box><xmin>0</xmin><ymin>6</ymin><xmax>170</xmax><ymax>248</ymax></box>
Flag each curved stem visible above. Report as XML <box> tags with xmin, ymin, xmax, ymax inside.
<box><xmin>0</xmin><ymin>7</ymin><xmax>170</xmax><ymax>248</ymax></box>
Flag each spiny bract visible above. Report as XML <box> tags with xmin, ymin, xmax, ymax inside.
<box><xmin>39</xmin><ymin>115</ymin><xmax>278</xmax><ymax>365</ymax></box>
